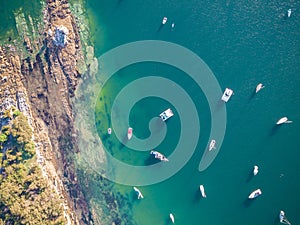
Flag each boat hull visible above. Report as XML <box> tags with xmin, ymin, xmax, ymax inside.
<box><xmin>221</xmin><ymin>88</ymin><xmax>233</xmax><ymax>102</ymax></box>
<box><xmin>255</xmin><ymin>83</ymin><xmax>264</xmax><ymax>93</ymax></box>
<box><xmin>253</xmin><ymin>165</ymin><xmax>259</xmax><ymax>176</ymax></box>
<box><xmin>209</xmin><ymin>140</ymin><xmax>216</xmax><ymax>151</ymax></box>
<box><xmin>128</xmin><ymin>127</ymin><xmax>133</xmax><ymax>140</ymax></box>
<box><xmin>159</xmin><ymin>108</ymin><xmax>174</xmax><ymax>121</ymax></box>
<box><xmin>199</xmin><ymin>185</ymin><xmax>207</xmax><ymax>198</ymax></box>
<box><xmin>248</xmin><ymin>188</ymin><xmax>262</xmax><ymax>199</ymax></box>
<box><xmin>169</xmin><ymin>213</ymin><xmax>175</xmax><ymax>223</ymax></box>
<box><xmin>276</xmin><ymin>117</ymin><xmax>288</xmax><ymax>125</ymax></box>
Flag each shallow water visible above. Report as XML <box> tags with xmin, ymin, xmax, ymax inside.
<box><xmin>86</xmin><ymin>0</ymin><xmax>300</xmax><ymax>224</ymax></box>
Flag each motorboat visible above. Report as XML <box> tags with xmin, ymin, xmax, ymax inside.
<box><xmin>162</xmin><ymin>17</ymin><xmax>168</xmax><ymax>24</ymax></box>
<box><xmin>128</xmin><ymin>127</ymin><xmax>133</xmax><ymax>140</ymax></box>
<box><xmin>276</xmin><ymin>117</ymin><xmax>292</xmax><ymax>125</ymax></box>
<box><xmin>209</xmin><ymin>139</ymin><xmax>216</xmax><ymax>151</ymax></box>
<box><xmin>169</xmin><ymin>213</ymin><xmax>175</xmax><ymax>223</ymax></box>
<box><xmin>248</xmin><ymin>188</ymin><xmax>262</xmax><ymax>199</ymax></box>
<box><xmin>253</xmin><ymin>165</ymin><xmax>259</xmax><ymax>176</ymax></box>
<box><xmin>133</xmin><ymin>187</ymin><xmax>144</xmax><ymax>199</ymax></box>
<box><xmin>287</xmin><ymin>9</ymin><xmax>292</xmax><ymax>18</ymax></box>
<box><xmin>221</xmin><ymin>88</ymin><xmax>234</xmax><ymax>102</ymax></box>
<box><xmin>159</xmin><ymin>108</ymin><xmax>174</xmax><ymax>121</ymax></box>
<box><xmin>171</xmin><ymin>23</ymin><xmax>175</xmax><ymax>29</ymax></box>
<box><xmin>107</xmin><ymin>128</ymin><xmax>112</xmax><ymax>134</ymax></box>
<box><xmin>199</xmin><ymin>185</ymin><xmax>207</xmax><ymax>198</ymax></box>
<box><xmin>279</xmin><ymin>210</ymin><xmax>292</xmax><ymax>225</ymax></box>
<box><xmin>255</xmin><ymin>83</ymin><xmax>264</xmax><ymax>93</ymax></box>
<box><xmin>150</xmin><ymin>150</ymin><xmax>169</xmax><ymax>162</ymax></box>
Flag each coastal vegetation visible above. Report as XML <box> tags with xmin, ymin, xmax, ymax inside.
<box><xmin>0</xmin><ymin>109</ymin><xmax>65</xmax><ymax>224</ymax></box>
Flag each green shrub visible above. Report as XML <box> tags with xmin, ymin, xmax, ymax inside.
<box><xmin>0</xmin><ymin>133</ymin><xmax>7</xmax><ymax>143</ymax></box>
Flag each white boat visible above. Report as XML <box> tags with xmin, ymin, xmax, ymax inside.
<box><xmin>221</xmin><ymin>88</ymin><xmax>234</xmax><ymax>102</ymax></box>
<box><xmin>162</xmin><ymin>17</ymin><xmax>168</xmax><ymax>24</ymax></box>
<box><xmin>108</xmin><ymin>128</ymin><xmax>112</xmax><ymax>134</ymax></box>
<box><xmin>248</xmin><ymin>188</ymin><xmax>262</xmax><ymax>199</ymax></box>
<box><xmin>133</xmin><ymin>187</ymin><xmax>144</xmax><ymax>199</ymax></box>
<box><xmin>255</xmin><ymin>83</ymin><xmax>264</xmax><ymax>93</ymax></box>
<box><xmin>287</xmin><ymin>9</ymin><xmax>292</xmax><ymax>18</ymax></box>
<box><xmin>209</xmin><ymin>139</ymin><xmax>216</xmax><ymax>151</ymax></box>
<box><xmin>199</xmin><ymin>185</ymin><xmax>207</xmax><ymax>198</ymax></box>
<box><xmin>169</xmin><ymin>213</ymin><xmax>175</xmax><ymax>223</ymax></box>
<box><xmin>128</xmin><ymin>127</ymin><xmax>133</xmax><ymax>140</ymax></box>
<box><xmin>171</xmin><ymin>23</ymin><xmax>175</xmax><ymax>29</ymax></box>
<box><xmin>253</xmin><ymin>165</ymin><xmax>259</xmax><ymax>176</ymax></box>
<box><xmin>279</xmin><ymin>210</ymin><xmax>292</xmax><ymax>225</ymax></box>
<box><xmin>276</xmin><ymin>117</ymin><xmax>293</xmax><ymax>125</ymax></box>
<box><xmin>159</xmin><ymin>108</ymin><xmax>174</xmax><ymax>121</ymax></box>
<box><xmin>150</xmin><ymin>150</ymin><xmax>169</xmax><ymax>162</ymax></box>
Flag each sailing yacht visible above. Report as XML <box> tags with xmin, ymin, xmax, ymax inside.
<box><xmin>276</xmin><ymin>117</ymin><xmax>292</xmax><ymax>125</ymax></box>
<box><xmin>279</xmin><ymin>211</ymin><xmax>292</xmax><ymax>225</ymax></box>
<box><xmin>169</xmin><ymin>213</ymin><xmax>175</xmax><ymax>223</ymax></box>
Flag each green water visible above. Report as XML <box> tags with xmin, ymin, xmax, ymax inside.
<box><xmin>0</xmin><ymin>0</ymin><xmax>42</xmax><ymax>41</ymax></box>
<box><xmin>87</xmin><ymin>0</ymin><xmax>300</xmax><ymax>224</ymax></box>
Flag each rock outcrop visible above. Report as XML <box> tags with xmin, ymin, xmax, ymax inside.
<box><xmin>1</xmin><ymin>0</ymin><xmax>92</xmax><ymax>224</ymax></box>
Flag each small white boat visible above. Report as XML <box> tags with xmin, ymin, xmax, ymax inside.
<box><xmin>128</xmin><ymin>127</ymin><xmax>133</xmax><ymax>140</ymax></box>
<box><xmin>248</xmin><ymin>188</ymin><xmax>262</xmax><ymax>199</ymax></box>
<box><xmin>159</xmin><ymin>108</ymin><xmax>174</xmax><ymax>121</ymax></box>
<box><xmin>199</xmin><ymin>185</ymin><xmax>207</xmax><ymax>198</ymax></box>
<box><xmin>133</xmin><ymin>187</ymin><xmax>144</xmax><ymax>199</ymax></box>
<box><xmin>253</xmin><ymin>165</ymin><xmax>259</xmax><ymax>176</ymax></box>
<box><xmin>162</xmin><ymin>17</ymin><xmax>168</xmax><ymax>24</ymax></box>
<box><xmin>169</xmin><ymin>213</ymin><xmax>175</xmax><ymax>223</ymax></box>
<box><xmin>221</xmin><ymin>88</ymin><xmax>234</xmax><ymax>102</ymax></box>
<box><xmin>108</xmin><ymin>128</ymin><xmax>112</xmax><ymax>134</ymax></box>
<box><xmin>150</xmin><ymin>150</ymin><xmax>169</xmax><ymax>162</ymax></box>
<box><xmin>209</xmin><ymin>139</ymin><xmax>216</xmax><ymax>151</ymax></box>
<box><xmin>171</xmin><ymin>23</ymin><xmax>175</xmax><ymax>29</ymax></box>
<box><xmin>255</xmin><ymin>83</ymin><xmax>264</xmax><ymax>93</ymax></box>
<box><xmin>287</xmin><ymin>9</ymin><xmax>292</xmax><ymax>18</ymax></box>
<box><xmin>276</xmin><ymin>117</ymin><xmax>293</xmax><ymax>125</ymax></box>
<box><xmin>279</xmin><ymin>210</ymin><xmax>292</xmax><ymax>225</ymax></box>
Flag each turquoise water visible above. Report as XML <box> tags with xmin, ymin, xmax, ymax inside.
<box><xmin>87</xmin><ymin>0</ymin><xmax>300</xmax><ymax>224</ymax></box>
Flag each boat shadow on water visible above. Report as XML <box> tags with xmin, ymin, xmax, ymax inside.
<box><xmin>192</xmin><ymin>189</ymin><xmax>204</xmax><ymax>204</ymax></box>
<box><xmin>248</xmin><ymin>90</ymin><xmax>256</xmax><ymax>101</ymax></box>
<box><xmin>243</xmin><ymin>198</ymin><xmax>258</xmax><ymax>208</ymax></box>
<box><xmin>269</xmin><ymin>124</ymin><xmax>281</xmax><ymax>136</ymax></box>
<box><xmin>157</xmin><ymin>24</ymin><xmax>164</xmax><ymax>32</ymax></box>
<box><xmin>245</xmin><ymin>169</ymin><xmax>255</xmax><ymax>183</ymax></box>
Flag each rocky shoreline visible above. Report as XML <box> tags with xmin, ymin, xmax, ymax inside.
<box><xmin>0</xmin><ymin>0</ymin><xmax>93</xmax><ymax>224</ymax></box>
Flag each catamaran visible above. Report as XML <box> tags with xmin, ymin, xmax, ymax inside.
<box><xmin>248</xmin><ymin>188</ymin><xmax>262</xmax><ymax>199</ymax></box>
<box><xmin>162</xmin><ymin>17</ymin><xmax>168</xmax><ymax>24</ymax></box>
<box><xmin>253</xmin><ymin>165</ymin><xmax>259</xmax><ymax>176</ymax></box>
<box><xmin>255</xmin><ymin>83</ymin><xmax>264</xmax><ymax>93</ymax></box>
<box><xmin>221</xmin><ymin>88</ymin><xmax>234</xmax><ymax>102</ymax></box>
<box><xmin>169</xmin><ymin>213</ymin><xmax>175</xmax><ymax>223</ymax></box>
<box><xmin>276</xmin><ymin>117</ymin><xmax>293</xmax><ymax>125</ymax></box>
<box><xmin>279</xmin><ymin>210</ymin><xmax>292</xmax><ymax>225</ymax></box>
<box><xmin>150</xmin><ymin>150</ymin><xmax>169</xmax><ymax>162</ymax></box>
<box><xmin>159</xmin><ymin>108</ymin><xmax>174</xmax><ymax>121</ymax></box>
<box><xmin>128</xmin><ymin>127</ymin><xmax>133</xmax><ymax>140</ymax></box>
<box><xmin>133</xmin><ymin>187</ymin><xmax>144</xmax><ymax>199</ymax></box>
<box><xmin>199</xmin><ymin>185</ymin><xmax>207</xmax><ymax>198</ymax></box>
<box><xmin>209</xmin><ymin>139</ymin><xmax>216</xmax><ymax>151</ymax></box>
